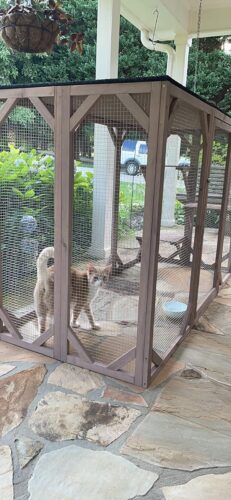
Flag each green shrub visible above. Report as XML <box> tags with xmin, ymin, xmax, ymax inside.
<box><xmin>212</xmin><ymin>140</ymin><xmax>228</xmax><ymax>164</ymax></box>
<box><xmin>72</xmin><ymin>170</ymin><xmax>93</xmax><ymax>258</ymax></box>
<box><xmin>175</xmin><ymin>199</ymin><xmax>185</xmax><ymax>225</ymax></box>
<box><xmin>0</xmin><ymin>145</ymin><xmax>93</xmax><ymax>288</ymax></box>
<box><xmin>119</xmin><ymin>182</ymin><xmax>145</xmax><ymax>237</ymax></box>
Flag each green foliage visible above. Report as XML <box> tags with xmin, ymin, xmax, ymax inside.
<box><xmin>0</xmin><ymin>145</ymin><xmax>94</xmax><ymax>286</ymax></box>
<box><xmin>0</xmin><ymin>0</ymin><xmax>167</xmax><ymax>84</ymax></box>
<box><xmin>187</xmin><ymin>39</ymin><xmax>231</xmax><ymax>114</ymax></box>
<box><xmin>119</xmin><ymin>16</ymin><xmax>166</xmax><ymax>78</ymax></box>
<box><xmin>119</xmin><ymin>182</ymin><xmax>145</xmax><ymax>237</ymax></box>
<box><xmin>0</xmin><ymin>41</ymin><xmax>18</xmax><ymax>84</ymax></box>
<box><xmin>175</xmin><ymin>199</ymin><xmax>185</xmax><ymax>226</ymax></box>
<box><xmin>0</xmin><ymin>0</ymin><xmax>97</xmax><ymax>84</ymax></box>
<box><xmin>72</xmin><ymin>169</ymin><xmax>93</xmax><ymax>256</ymax></box>
<box><xmin>204</xmin><ymin>209</ymin><xmax>220</xmax><ymax>229</ymax></box>
<box><xmin>9</xmin><ymin>107</ymin><xmax>36</xmax><ymax>127</ymax></box>
<box><xmin>212</xmin><ymin>140</ymin><xmax>228</xmax><ymax>164</ymax></box>
<box><xmin>0</xmin><ymin>146</ymin><xmax>53</xmax><ymax>285</ymax></box>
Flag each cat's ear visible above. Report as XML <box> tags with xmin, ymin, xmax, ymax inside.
<box><xmin>103</xmin><ymin>265</ymin><xmax>112</xmax><ymax>281</ymax></box>
<box><xmin>105</xmin><ymin>265</ymin><xmax>112</xmax><ymax>277</ymax></box>
<box><xmin>87</xmin><ymin>263</ymin><xmax>96</xmax><ymax>274</ymax></box>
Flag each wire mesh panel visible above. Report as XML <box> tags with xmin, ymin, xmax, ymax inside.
<box><xmin>197</xmin><ymin>129</ymin><xmax>229</xmax><ymax>303</ymax></box>
<box><xmin>152</xmin><ymin>100</ymin><xmax>203</xmax><ymax>356</ymax></box>
<box><xmin>215</xmin><ymin>131</ymin><xmax>231</xmax><ymax>281</ymax></box>
<box><xmin>0</xmin><ymin>81</ymin><xmax>230</xmax><ymax>387</ymax></box>
<box><xmin>221</xmin><ymin>180</ymin><xmax>231</xmax><ymax>279</ymax></box>
<box><xmin>0</xmin><ymin>97</ymin><xmax>54</xmax><ymax>350</ymax></box>
<box><xmin>67</xmin><ymin>92</ymin><xmax>149</xmax><ymax>378</ymax></box>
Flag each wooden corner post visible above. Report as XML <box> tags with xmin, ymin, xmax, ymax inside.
<box><xmin>188</xmin><ymin>111</ymin><xmax>215</xmax><ymax>323</ymax></box>
<box><xmin>135</xmin><ymin>82</ymin><xmax>170</xmax><ymax>387</ymax></box>
<box><xmin>0</xmin><ymin>97</ymin><xmax>19</xmax><ymax>335</ymax></box>
<box><xmin>214</xmin><ymin>133</ymin><xmax>231</xmax><ymax>287</ymax></box>
<box><xmin>54</xmin><ymin>86</ymin><xmax>73</xmax><ymax>361</ymax></box>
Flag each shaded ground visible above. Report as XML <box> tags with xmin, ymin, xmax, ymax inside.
<box><xmin>0</xmin><ymin>278</ymin><xmax>230</xmax><ymax>499</ymax></box>
<box><xmin>3</xmin><ymin>226</ymin><xmax>229</xmax><ymax>375</ymax></box>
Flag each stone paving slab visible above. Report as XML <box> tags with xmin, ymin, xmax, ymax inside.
<box><xmin>195</xmin><ymin>315</ymin><xmax>224</xmax><ymax>335</ymax></box>
<box><xmin>102</xmin><ymin>386</ymin><xmax>148</xmax><ymax>406</ymax></box>
<box><xmin>15</xmin><ymin>437</ymin><xmax>43</xmax><ymax>469</ymax></box>
<box><xmin>0</xmin><ymin>341</ymin><xmax>53</xmax><ymax>363</ymax></box>
<box><xmin>214</xmin><ymin>283</ymin><xmax>231</xmax><ymax>307</ymax></box>
<box><xmin>158</xmin><ymin>267</ymin><xmax>213</xmax><ymax>294</ymax></box>
<box><xmin>0</xmin><ymin>365</ymin><xmax>46</xmax><ymax>437</ymax></box>
<box><xmin>201</xmin><ymin>301</ymin><xmax>231</xmax><ymax>334</ymax></box>
<box><xmin>0</xmin><ymin>293</ymin><xmax>230</xmax><ymax>498</ymax></box>
<box><xmin>48</xmin><ymin>363</ymin><xmax>104</xmax><ymax>395</ymax></box>
<box><xmin>152</xmin><ymin>377</ymin><xmax>231</xmax><ymax>436</ymax></box>
<box><xmin>28</xmin><ymin>446</ymin><xmax>158</xmax><ymax>500</ymax></box>
<box><xmin>215</xmin><ymin>296</ymin><xmax>231</xmax><ymax>307</ymax></box>
<box><xmin>0</xmin><ymin>364</ymin><xmax>15</xmax><ymax>377</ymax></box>
<box><xmin>29</xmin><ymin>391</ymin><xmax>140</xmax><ymax>445</ymax></box>
<box><xmin>121</xmin><ymin>411</ymin><xmax>231</xmax><ymax>470</ymax></box>
<box><xmin>0</xmin><ymin>446</ymin><xmax>13</xmax><ymax>500</ymax></box>
<box><xmin>162</xmin><ymin>472</ymin><xmax>231</xmax><ymax>500</ymax></box>
<box><xmin>174</xmin><ymin>330</ymin><xmax>231</xmax><ymax>386</ymax></box>
<box><xmin>149</xmin><ymin>359</ymin><xmax>185</xmax><ymax>388</ymax></box>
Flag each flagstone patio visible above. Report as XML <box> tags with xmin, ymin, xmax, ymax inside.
<box><xmin>0</xmin><ymin>278</ymin><xmax>230</xmax><ymax>499</ymax></box>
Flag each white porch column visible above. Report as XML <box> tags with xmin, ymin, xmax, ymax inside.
<box><xmin>162</xmin><ymin>36</ymin><xmax>191</xmax><ymax>227</ymax></box>
<box><xmin>90</xmin><ymin>0</ymin><xmax>120</xmax><ymax>258</ymax></box>
<box><xmin>171</xmin><ymin>35</ymin><xmax>192</xmax><ymax>85</ymax></box>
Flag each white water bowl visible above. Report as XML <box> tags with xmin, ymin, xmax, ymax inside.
<box><xmin>163</xmin><ymin>301</ymin><xmax>187</xmax><ymax>319</ymax></box>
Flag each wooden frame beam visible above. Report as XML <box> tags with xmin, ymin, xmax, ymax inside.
<box><xmin>110</xmin><ymin>128</ymin><xmax>125</xmax><ymax>274</ymax></box>
<box><xmin>32</xmin><ymin>327</ymin><xmax>53</xmax><ymax>347</ymax></box>
<box><xmin>167</xmin><ymin>97</ymin><xmax>179</xmax><ymax>131</ymax></box>
<box><xmin>106</xmin><ymin>347</ymin><xmax>136</xmax><ymax>371</ymax></box>
<box><xmin>70</xmin><ymin>94</ymin><xmax>100</xmax><ymax>132</ymax></box>
<box><xmin>135</xmin><ymin>82</ymin><xmax>169</xmax><ymax>388</ymax></box>
<box><xmin>187</xmin><ymin>111</ymin><xmax>215</xmax><ymax>323</ymax></box>
<box><xmin>67</xmin><ymin>354</ymin><xmax>135</xmax><ymax>384</ymax></box>
<box><xmin>214</xmin><ymin>132</ymin><xmax>231</xmax><ymax>287</ymax></box>
<box><xmin>0</xmin><ymin>97</ymin><xmax>18</xmax><ymax>126</ymax></box>
<box><xmin>54</xmin><ymin>85</ymin><xmax>72</xmax><ymax>361</ymax></box>
<box><xmin>0</xmin><ymin>80</ymin><xmax>230</xmax><ymax>389</ymax></box>
<box><xmin>0</xmin><ymin>87</ymin><xmax>54</xmax><ymax>99</ymax></box>
<box><xmin>0</xmin><ymin>332</ymin><xmax>53</xmax><ymax>358</ymax></box>
<box><xmin>117</xmin><ymin>94</ymin><xmax>149</xmax><ymax>133</ymax></box>
<box><xmin>29</xmin><ymin>96</ymin><xmax>54</xmax><ymax>130</ymax></box>
<box><xmin>0</xmin><ymin>308</ymin><xmax>22</xmax><ymax>340</ymax></box>
<box><xmin>67</xmin><ymin>328</ymin><xmax>93</xmax><ymax>364</ymax></box>
<box><xmin>152</xmin><ymin>350</ymin><xmax>163</xmax><ymax>367</ymax></box>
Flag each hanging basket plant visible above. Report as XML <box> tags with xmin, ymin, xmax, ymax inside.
<box><xmin>0</xmin><ymin>0</ymin><xmax>83</xmax><ymax>54</ymax></box>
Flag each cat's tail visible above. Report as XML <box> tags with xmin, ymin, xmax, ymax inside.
<box><xmin>36</xmin><ymin>247</ymin><xmax>54</xmax><ymax>281</ymax></box>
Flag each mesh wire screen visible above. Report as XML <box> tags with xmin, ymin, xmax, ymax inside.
<box><xmin>220</xmin><ymin>134</ymin><xmax>231</xmax><ymax>278</ymax></box>
<box><xmin>198</xmin><ymin>129</ymin><xmax>228</xmax><ymax>303</ymax></box>
<box><xmin>0</xmin><ymin>99</ymin><xmax>54</xmax><ymax>343</ymax></box>
<box><xmin>222</xmin><ymin>192</ymin><xmax>231</xmax><ymax>279</ymax></box>
<box><xmin>153</xmin><ymin>101</ymin><xmax>203</xmax><ymax>355</ymax></box>
<box><xmin>1</xmin><ymin>87</ymin><xmax>230</xmax><ymax>380</ymax></box>
<box><xmin>222</xmin><ymin>197</ymin><xmax>231</xmax><ymax>279</ymax></box>
<box><xmin>69</xmin><ymin>93</ymin><xmax>148</xmax><ymax>371</ymax></box>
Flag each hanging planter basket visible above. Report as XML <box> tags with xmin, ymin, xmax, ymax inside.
<box><xmin>0</xmin><ymin>2</ymin><xmax>83</xmax><ymax>55</ymax></box>
<box><xmin>1</xmin><ymin>11</ymin><xmax>59</xmax><ymax>53</ymax></box>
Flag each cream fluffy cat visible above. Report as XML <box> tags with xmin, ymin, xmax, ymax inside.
<box><xmin>34</xmin><ymin>247</ymin><xmax>110</xmax><ymax>334</ymax></box>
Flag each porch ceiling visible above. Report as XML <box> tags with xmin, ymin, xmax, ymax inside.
<box><xmin>120</xmin><ymin>0</ymin><xmax>231</xmax><ymax>40</ymax></box>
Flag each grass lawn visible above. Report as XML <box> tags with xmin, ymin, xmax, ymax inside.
<box><xmin>119</xmin><ymin>181</ymin><xmax>145</xmax><ymax>238</ymax></box>
<box><xmin>120</xmin><ymin>181</ymin><xmax>145</xmax><ymax>205</ymax></box>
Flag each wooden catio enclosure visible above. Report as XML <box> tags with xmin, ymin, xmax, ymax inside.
<box><xmin>0</xmin><ymin>77</ymin><xmax>231</xmax><ymax>388</ymax></box>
